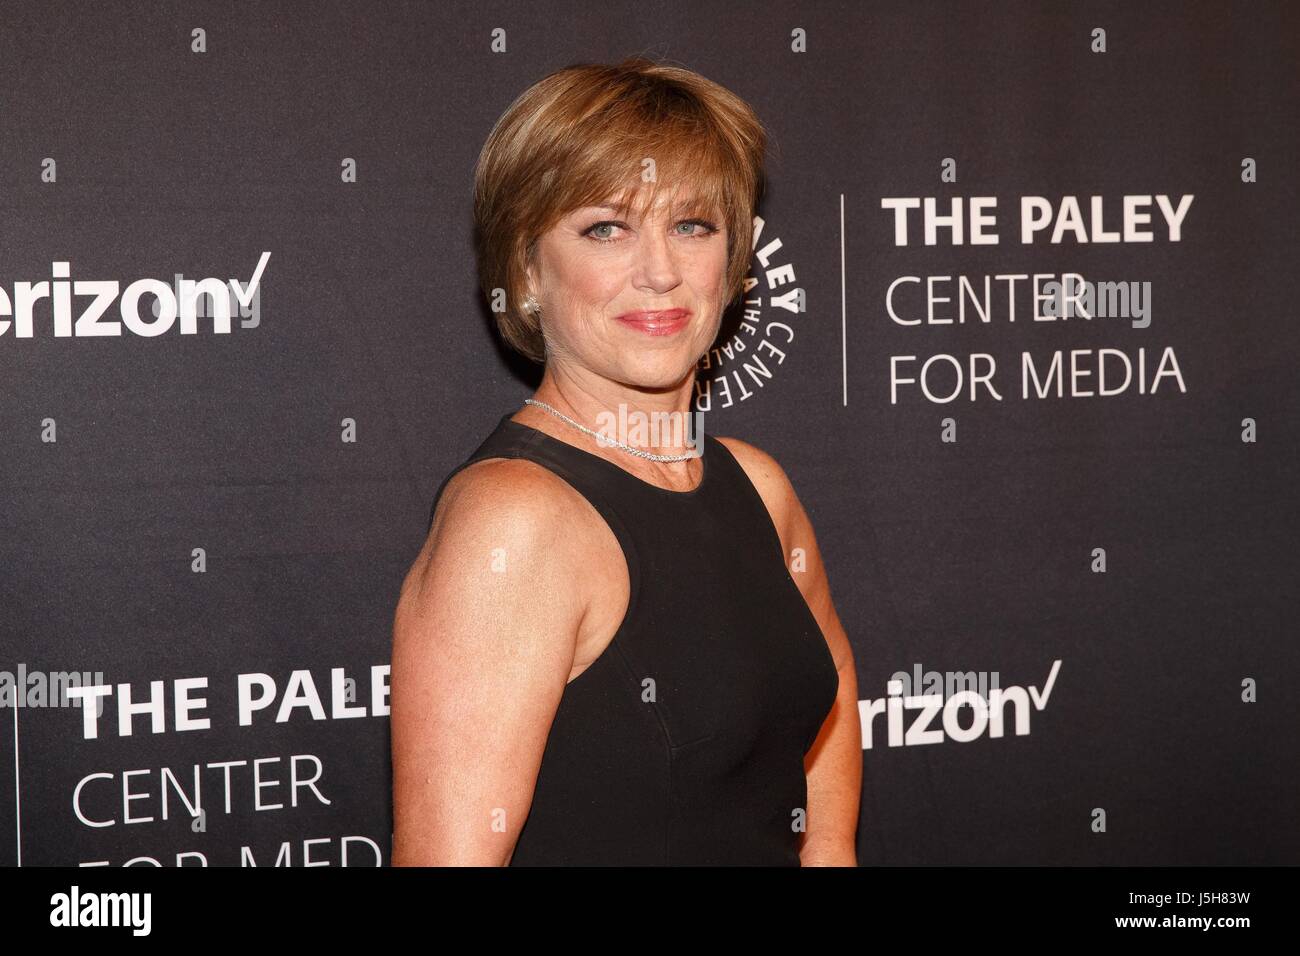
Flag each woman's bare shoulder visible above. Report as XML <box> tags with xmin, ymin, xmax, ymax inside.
<box><xmin>433</xmin><ymin>456</ymin><xmax>587</xmax><ymax>532</ymax></box>
<box><xmin>402</xmin><ymin>457</ymin><xmax>592</xmax><ymax>605</ymax></box>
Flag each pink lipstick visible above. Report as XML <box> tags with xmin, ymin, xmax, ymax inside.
<box><xmin>614</xmin><ymin>308</ymin><xmax>691</xmax><ymax>336</ymax></box>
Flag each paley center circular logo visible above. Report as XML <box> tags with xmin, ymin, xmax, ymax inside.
<box><xmin>693</xmin><ymin>215</ymin><xmax>807</xmax><ymax>413</ymax></box>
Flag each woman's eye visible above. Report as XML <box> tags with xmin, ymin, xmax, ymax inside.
<box><xmin>677</xmin><ymin>219</ymin><xmax>720</xmax><ymax>237</ymax></box>
<box><xmin>584</xmin><ymin>221</ymin><xmax>622</xmax><ymax>242</ymax></box>
<box><xmin>584</xmin><ymin>218</ymin><xmax>719</xmax><ymax>243</ymax></box>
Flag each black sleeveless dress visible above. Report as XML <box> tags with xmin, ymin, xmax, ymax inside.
<box><xmin>425</xmin><ymin>411</ymin><xmax>840</xmax><ymax>866</ymax></box>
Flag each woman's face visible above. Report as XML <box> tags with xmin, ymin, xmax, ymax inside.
<box><xmin>524</xmin><ymin>189</ymin><xmax>730</xmax><ymax>389</ymax></box>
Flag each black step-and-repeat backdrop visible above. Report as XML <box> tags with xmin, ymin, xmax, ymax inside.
<box><xmin>2</xmin><ymin>1</ymin><xmax>1296</xmax><ymax>867</ymax></box>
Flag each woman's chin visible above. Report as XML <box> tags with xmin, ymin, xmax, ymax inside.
<box><xmin>611</xmin><ymin>358</ymin><xmax>700</xmax><ymax>391</ymax></box>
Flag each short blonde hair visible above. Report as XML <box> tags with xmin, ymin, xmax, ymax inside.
<box><xmin>473</xmin><ymin>56</ymin><xmax>769</xmax><ymax>364</ymax></box>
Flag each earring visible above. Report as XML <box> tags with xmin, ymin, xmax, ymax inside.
<box><xmin>523</xmin><ymin>294</ymin><xmax>541</xmax><ymax>315</ymax></box>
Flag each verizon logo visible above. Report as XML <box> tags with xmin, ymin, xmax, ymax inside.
<box><xmin>0</xmin><ymin>253</ymin><xmax>269</xmax><ymax>338</ymax></box>
<box><xmin>859</xmin><ymin>659</ymin><xmax>1061</xmax><ymax>748</ymax></box>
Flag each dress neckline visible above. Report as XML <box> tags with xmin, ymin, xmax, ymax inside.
<box><xmin>499</xmin><ymin>411</ymin><xmax>709</xmax><ymax>497</ymax></box>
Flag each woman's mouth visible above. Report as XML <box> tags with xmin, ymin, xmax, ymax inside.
<box><xmin>614</xmin><ymin>309</ymin><xmax>691</xmax><ymax>336</ymax></box>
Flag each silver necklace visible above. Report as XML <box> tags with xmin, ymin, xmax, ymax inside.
<box><xmin>522</xmin><ymin>399</ymin><xmax>701</xmax><ymax>463</ymax></box>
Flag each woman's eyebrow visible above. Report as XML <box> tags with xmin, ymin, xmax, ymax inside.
<box><xmin>584</xmin><ymin>199</ymin><xmax>708</xmax><ymax>215</ymax></box>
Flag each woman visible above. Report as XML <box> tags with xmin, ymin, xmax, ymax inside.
<box><xmin>391</xmin><ymin>56</ymin><xmax>861</xmax><ymax>866</ymax></box>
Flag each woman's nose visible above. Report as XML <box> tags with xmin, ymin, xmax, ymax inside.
<box><xmin>634</xmin><ymin>228</ymin><xmax>682</xmax><ymax>290</ymax></box>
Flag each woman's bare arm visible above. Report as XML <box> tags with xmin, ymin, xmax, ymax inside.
<box><xmin>717</xmin><ymin>437</ymin><xmax>863</xmax><ymax>866</ymax></box>
<box><xmin>782</xmin><ymin>492</ymin><xmax>862</xmax><ymax>866</ymax></box>
<box><xmin>390</xmin><ymin>459</ymin><xmax>591</xmax><ymax>865</ymax></box>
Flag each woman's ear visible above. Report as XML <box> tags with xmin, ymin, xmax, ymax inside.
<box><xmin>523</xmin><ymin>259</ymin><xmax>538</xmax><ymax>303</ymax></box>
